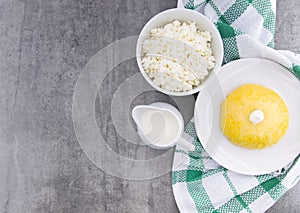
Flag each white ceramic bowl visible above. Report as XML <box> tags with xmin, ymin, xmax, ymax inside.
<box><xmin>136</xmin><ymin>8</ymin><xmax>224</xmax><ymax>96</ymax></box>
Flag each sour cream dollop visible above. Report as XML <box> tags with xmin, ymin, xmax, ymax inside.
<box><xmin>249</xmin><ymin>109</ymin><xmax>264</xmax><ymax>125</ymax></box>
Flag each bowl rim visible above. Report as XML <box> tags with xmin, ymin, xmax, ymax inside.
<box><xmin>136</xmin><ymin>8</ymin><xmax>224</xmax><ymax>96</ymax></box>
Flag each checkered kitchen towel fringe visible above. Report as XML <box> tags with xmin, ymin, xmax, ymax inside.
<box><xmin>172</xmin><ymin>1</ymin><xmax>300</xmax><ymax>212</ymax></box>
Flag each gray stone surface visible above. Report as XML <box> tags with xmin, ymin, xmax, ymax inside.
<box><xmin>0</xmin><ymin>0</ymin><xmax>299</xmax><ymax>212</ymax></box>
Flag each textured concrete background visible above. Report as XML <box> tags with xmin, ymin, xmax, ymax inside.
<box><xmin>0</xmin><ymin>0</ymin><xmax>299</xmax><ymax>212</ymax></box>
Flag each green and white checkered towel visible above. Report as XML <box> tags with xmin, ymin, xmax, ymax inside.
<box><xmin>172</xmin><ymin>0</ymin><xmax>300</xmax><ymax>212</ymax></box>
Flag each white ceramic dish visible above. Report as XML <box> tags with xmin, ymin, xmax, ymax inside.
<box><xmin>194</xmin><ymin>58</ymin><xmax>300</xmax><ymax>175</ymax></box>
<box><xmin>136</xmin><ymin>8</ymin><xmax>224</xmax><ymax>96</ymax></box>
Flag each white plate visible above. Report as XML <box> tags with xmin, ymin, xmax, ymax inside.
<box><xmin>194</xmin><ymin>58</ymin><xmax>300</xmax><ymax>175</ymax></box>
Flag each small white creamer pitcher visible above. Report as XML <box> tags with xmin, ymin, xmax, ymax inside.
<box><xmin>132</xmin><ymin>102</ymin><xmax>195</xmax><ymax>151</ymax></box>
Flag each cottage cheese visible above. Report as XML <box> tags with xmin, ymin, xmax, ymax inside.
<box><xmin>141</xmin><ymin>20</ymin><xmax>215</xmax><ymax>92</ymax></box>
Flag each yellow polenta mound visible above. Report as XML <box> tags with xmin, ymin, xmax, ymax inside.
<box><xmin>220</xmin><ymin>84</ymin><xmax>289</xmax><ymax>149</ymax></box>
